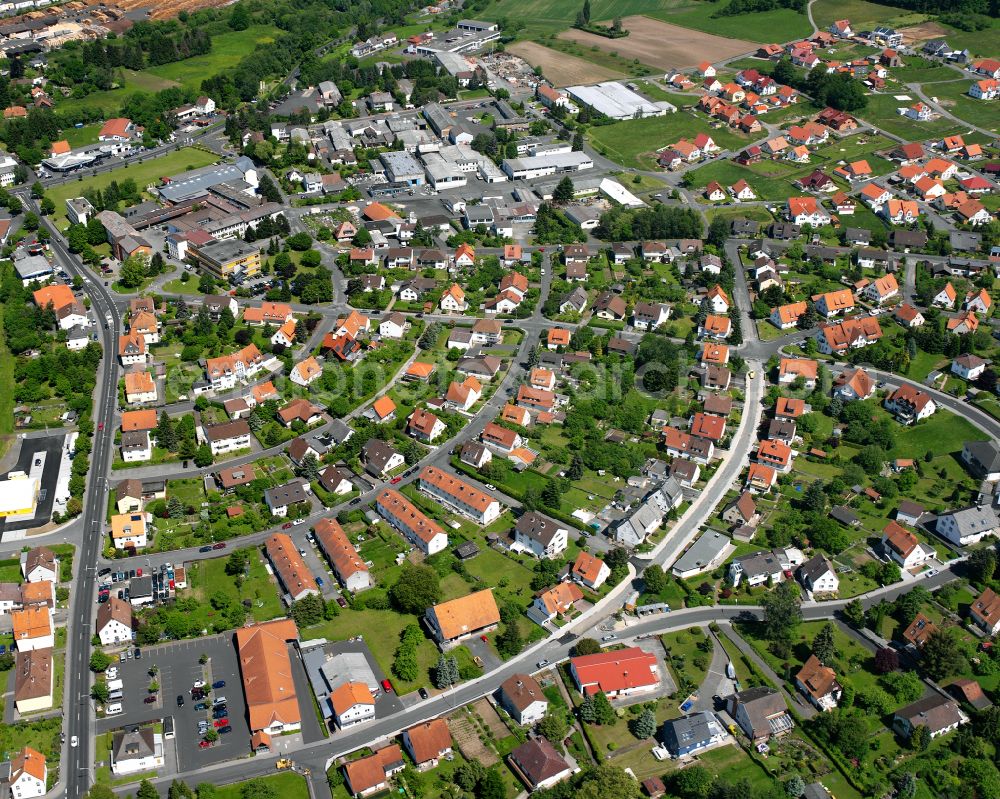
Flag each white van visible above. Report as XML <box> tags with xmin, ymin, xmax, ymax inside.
<box><xmin>106</xmin><ymin>702</ymin><xmax>123</xmax><ymax>716</ymax></box>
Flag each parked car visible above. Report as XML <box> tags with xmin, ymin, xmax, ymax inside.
<box><xmin>381</xmin><ymin>679</ymin><xmax>393</xmax><ymax>692</ymax></box>
<box><xmin>176</xmin><ymin>695</ymin><xmax>185</xmax><ymax>707</ymax></box>
<box><xmin>144</xmin><ymin>696</ymin><xmax>156</xmax><ymax>704</ymax></box>
<box><xmin>212</xmin><ymin>680</ymin><xmax>226</xmax><ymax>689</ymax></box>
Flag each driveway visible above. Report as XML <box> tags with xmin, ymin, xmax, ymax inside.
<box><xmin>692</xmin><ymin>629</ymin><xmax>736</xmax><ymax>711</ymax></box>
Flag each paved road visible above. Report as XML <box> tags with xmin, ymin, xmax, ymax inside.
<box><xmin>33</xmin><ymin>198</ymin><xmax>123</xmax><ymax>799</ymax></box>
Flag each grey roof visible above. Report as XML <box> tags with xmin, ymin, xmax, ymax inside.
<box><xmin>734</xmin><ymin>548</ymin><xmax>787</xmax><ymax>580</ymax></box>
<box><xmin>797</xmin><ymin>553</ymin><xmax>834</xmax><ymax>585</ymax></box>
<box><xmin>949</xmin><ymin>230</ymin><xmax>981</xmax><ymax>252</ymax></box>
<box><xmin>672</xmin><ymin>532</ymin><xmax>731</xmax><ymax>575</ymax></box>
<box><xmin>802</xmin><ymin>785</ymin><xmax>833</xmax><ymax>799</ymax></box>
<box><xmin>897</xmin><ymin>500</ymin><xmax>925</xmax><ymax>519</ymax></box>
<box><xmin>894</xmin><ymin>694</ymin><xmax>964</xmax><ymax>734</ymax></box>
<box><xmin>460</xmin><ymin>441</ymin><xmax>490</xmax><ymax>465</ymax></box>
<box><xmin>515</xmin><ymin>512</ymin><xmax>565</xmax><ymax>547</ymax></box>
<box><xmin>560</xmin><ymin>286</ymin><xmax>588</xmax><ymax>311</ymax></box>
<box><xmin>113</xmin><ymin>727</ymin><xmax>156</xmax><ymax>762</ymax></box>
<box><xmin>158</xmin><ymin>162</ymin><xmax>254</xmax><ymax>203</ymax></box>
<box><xmin>965</xmin><ymin>440</ymin><xmax>1000</xmax><ymax>472</ymax></box>
<box><xmin>120</xmin><ymin>430</ymin><xmax>149</xmax><ymax>451</ymax></box>
<box><xmin>830</xmin><ymin>505</ymin><xmax>859</xmax><ymax>526</ymax></box>
<box><xmin>362</xmin><ymin>439</ymin><xmax>402</xmax><ymax>473</ymax></box>
<box><xmin>940</xmin><ymin>505</ymin><xmax>998</xmax><ymax>536</ymax></box>
<box><xmin>731</xmin><ymin>686</ymin><xmax>788</xmax><ymax>735</ymax></box>
<box><xmin>13</xmin><ymin>253</ymin><xmax>52</xmax><ymax>279</ymax></box>
<box><xmin>660</xmin><ymin>711</ymin><xmax>725</xmax><ymax>754</ymax></box>
<box><xmin>264</xmin><ymin>478</ymin><xmax>309</xmax><ymax>508</ymax></box>
<box><xmin>129</xmin><ymin>575</ymin><xmax>153</xmax><ymax>598</ymax></box>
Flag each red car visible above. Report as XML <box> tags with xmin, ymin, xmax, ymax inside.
<box><xmin>214</xmin><ymin>718</ymin><xmax>228</xmax><ymax>728</ymax></box>
<box><xmin>381</xmin><ymin>679</ymin><xmax>393</xmax><ymax>692</ymax></box>
<box><xmin>199</xmin><ymin>741</ymin><xmax>211</xmax><ymax>749</ymax></box>
<box><xmin>282</xmin><ymin>522</ymin><xmax>292</xmax><ymax>529</ymax></box>
<box><xmin>97</xmin><ymin>422</ymin><xmax>104</xmax><ymax>431</ymax></box>
<box><xmin>390</xmin><ymin>476</ymin><xmax>402</xmax><ymax>484</ymax></box>
<box><xmin>136</xmin><ymin>568</ymin><xmax>142</xmax><ymax>577</ymax></box>
<box><xmin>480</xmin><ymin>635</ymin><xmax>488</xmax><ymax>642</ymax></box>
<box><xmin>212</xmin><ymin>542</ymin><xmax>226</xmax><ymax>550</ymax></box>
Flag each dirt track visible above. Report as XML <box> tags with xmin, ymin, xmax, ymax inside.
<box><xmin>508</xmin><ymin>40</ymin><xmax>623</xmax><ymax>87</ymax></box>
<box><xmin>898</xmin><ymin>21</ymin><xmax>950</xmax><ymax>45</ymax></box>
<box><xmin>115</xmin><ymin>0</ymin><xmax>230</xmax><ymax>20</ymax></box>
<box><xmin>558</xmin><ymin>15</ymin><xmax>756</xmax><ymax>71</ymax></box>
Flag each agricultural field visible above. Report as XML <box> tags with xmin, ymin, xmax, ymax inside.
<box><xmin>46</xmin><ymin>147</ymin><xmax>221</xmax><ymax>229</ymax></box>
<box><xmin>588</xmin><ymin>110</ymin><xmax>747</xmax><ymax>169</ymax></box>
<box><xmin>557</xmin><ymin>15</ymin><xmax>757</xmax><ymax>71</ymax></box>
<box><xmin>507</xmin><ymin>41</ymin><xmax>623</xmax><ymax>86</ymax></box>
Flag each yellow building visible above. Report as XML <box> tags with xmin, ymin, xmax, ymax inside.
<box><xmin>0</xmin><ymin>475</ymin><xmax>38</xmax><ymax>517</ymax></box>
<box><xmin>190</xmin><ymin>239</ymin><xmax>261</xmax><ymax>281</ymax></box>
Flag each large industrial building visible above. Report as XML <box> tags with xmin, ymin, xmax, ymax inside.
<box><xmin>566</xmin><ymin>81</ymin><xmax>674</xmax><ymax>120</ymax></box>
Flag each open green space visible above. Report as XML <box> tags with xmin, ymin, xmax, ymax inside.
<box><xmin>186</xmin><ymin>548</ymin><xmax>286</xmax><ymax>625</ymax></box>
<box><xmin>647</xmin><ymin>0</ymin><xmax>812</xmax><ymax>41</ymax></box>
<box><xmin>921</xmin><ymin>78</ymin><xmax>1000</xmax><ymax>133</ymax></box>
<box><xmin>57</xmin><ymin>69</ymin><xmax>180</xmax><ymax>116</ymax></box>
<box><xmin>588</xmin><ymin>111</ymin><xmax>746</xmax><ymax>170</ymax></box>
<box><xmin>214</xmin><ymin>773</ymin><xmax>309</xmax><ymax>799</ymax></box>
<box><xmin>856</xmin><ymin>92</ymin><xmax>962</xmax><ymax>140</ymax></box>
<box><xmin>811</xmin><ymin>0</ymin><xmax>930</xmax><ymax>33</ymax></box>
<box><xmin>302</xmin><ymin>608</ymin><xmax>439</xmax><ymax>696</ymax></box>
<box><xmin>46</xmin><ymin>147</ymin><xmax>220</xmax><ymax>229</ymax></box>
<box><xmin>147</xmin><ymin>26</ymin><xmax>281</xmax><ymax>91</ymax></box>
<box><xmin>60</xmin><ymin>123</ymin><xmax>103</xmax><ymax>149</ymax></box>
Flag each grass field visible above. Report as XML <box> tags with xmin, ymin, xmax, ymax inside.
<box><xmin>922</xmin><ymin>78</ymin><xmax>1000</xmax><ymax>133</ymax></box>
<box><xmin>648</xmin><ymin>0</ymin><xmax>812</xmax><ymax>42</ymax></box>
<box><xmin>58</xmin><ymin>70</ymin><xmax>180</xmax><ymax>116</ymax></box>
<box><xmin>856</xmin><ymin>92</ymin><xmax>962</xmax><ymax>140</ymax></box>
<box><xmin>811</xmin><ymin>0</ymin><xmax>929</xmax><ymax>34</ymax></box>
<box><xmin>214</xmin><ymin>773</ymin><xmax>309</xmax><ymax>799</ymax></box>
<box><xmin>890</xmin><ymin>407</ymin><xmax>988</xmax><ymax>459</ymax></box>
<box><xmin>0</xmin><ymin>302</ymin><xmax>14</xmax><ymax>458</ymax></box>
<box><xmin>148</xmin><ymin>26</ymin><xmax>281</xmax><ymax>91</ymax></box>
<box><xmin>60</xmin><ymin>123</ymin><xmax>103</xmax><ymax>148</ymax></box>
<box><xmin>46</xmin><ymin>147</ymin><xmax>220</xmax><ymax>228</ymax></box>
<box><xmin>302</xmin><ymin>608</ymin><xmax>439</xmax><ymax>695</ymax></box>
<box><xmin>588</xmin><ymin>111</ymin><xmax>746</xmax><ymax>169</ymax></box>
<box><xmin>483</xmin><ymin>0</ymin><xmax>808</xmax><ymax>43</ymax></box>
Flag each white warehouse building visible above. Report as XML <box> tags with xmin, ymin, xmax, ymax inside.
<box><xmin>502</xmin><ymin>151</ymin><xmax>593</xmax><ymax>180</ymax></box>
<box><xmin>566</xmin><ymin>81</ymin><xmax>673</xmax><ymax>120</ymax></box>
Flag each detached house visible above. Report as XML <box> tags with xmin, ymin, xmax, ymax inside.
<box><xmin>795</xmin><ymin>655</ymin><xmax>841</xmax><ymax>711</ymax></box>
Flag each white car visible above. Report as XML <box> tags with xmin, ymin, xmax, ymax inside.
<box><xmin>70</xmin><ymin>736</ymin><xmax>78</xmax><ymax>748</ymax></box>
<box><xmin>193</xmin><ymin>679</ymin><xmax>206</xmax><ymax>688</ymax></box>
<box><xmin>106</xmin><ymin>667</ymin><xmax>118</xmax><ymax>680</ymax></box>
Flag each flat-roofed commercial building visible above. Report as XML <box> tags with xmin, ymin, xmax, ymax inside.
<box><xmin>190</xmin><ymin>238</ymin><xmax>261</xmax><ymax>281</ymax></box>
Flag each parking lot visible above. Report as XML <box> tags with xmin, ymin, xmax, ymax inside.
<box><xmin>0</xmin><ymin>434</ymin><xmax>66</xmax><ymax>535</ymax></box>
<box><xmin>96</xmin><ymin>635</ymin><xmax>252</xmax><ymax>772</ymax></box>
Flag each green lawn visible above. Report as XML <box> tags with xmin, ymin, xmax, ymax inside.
<box><xmin>921</xmin><ymin>78</ymin><xmax>1000</xmax><ymax>133</ymax></box>
<box><xmin>46</xmin><ymin>147</ymin><xmax>220</xmax><ymax>228</ymax></box>
<box><xmin>0</xmin><ymin>306</ymin><xmax>14</xmax><ymax>454</ymax></box>
<box><xmin>57</xmin><ymin>69</ymin><xmax>180</xmax><ymax>116</ymax></box>
<box><xmin>588</xmin><ymin>111</ymin><xmax>747</xmax><ymax>169</ymax></box>
<box><xmin>301</xmin><ymin>608</ymin><xmax>439</xmax><ymax>695</ymax></box>
<box><xmin>688</xmin><ymin>159</ymin><xmax>799</xmax><ymax>201</ymax></box>
<box><xmin>60</xmin><ymin>122</ymin><xmax>103</xmax><ymax>148</ymax></box>
<box><xmin>480</xmin><ymin>0</ymin><xmax>692</xmax><ymax>36</ymax></box>
<box><xmin>214</xmin><ymin>773</ymin><xmax>309</xmax><ymax>799</ymax></box>
<box><xmin>660</xmin><ymin>627</ymin><xmax>713</xmax><ymax>692</ymax></box>
<box><xmin>648</xmin><ymin>0</ymin><xmax>812</xmax><ymax>42</ymax></box>
<box><xmin>187</xmin><ymin>548</ymin><xmax>286</xmax><ymax>624</ymax></box>
<box><xmin>857</xmin><ymin>92</ymin><xmax>963</xmax><ymax>141</ymax></box>
<box><xmin>147</xmin><ymin>26</ymin><xmax>281</xmax><ymax>91</ymax></box>
<box><xmin>811</xmin><ymin>0</ymin><xmax>931</xmax><ymax>33</ymax></box>
<box><xmin>890</xmin><ymin>407</ymin><xmax>988</xmax><ymax>459</ymax></box>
